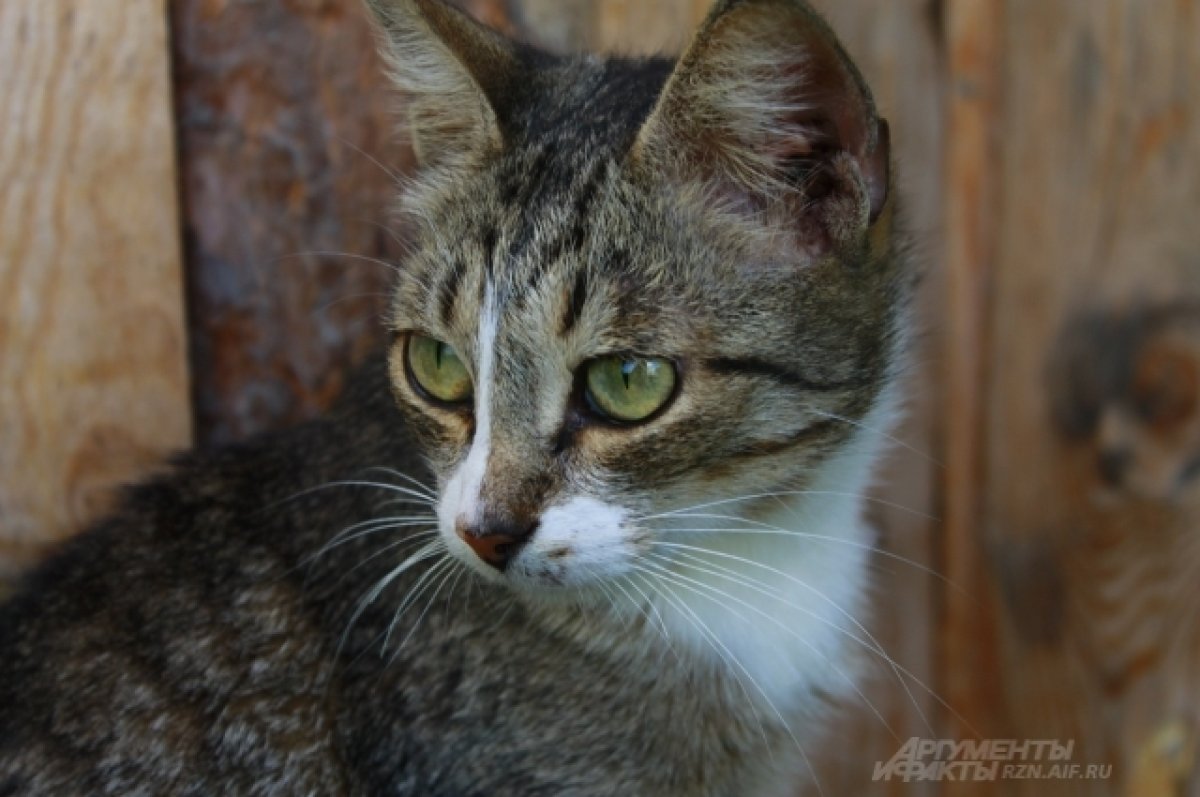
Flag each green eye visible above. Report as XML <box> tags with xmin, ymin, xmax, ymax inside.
<box><xmin>407</xmin><ymin>334</ymin><xmax>472</xmax><ymax>403</ymax></box>
<box><xmin>585</xmin><ymin>355</ymin><xmax>677</xmax><ymax>423</ymax></box>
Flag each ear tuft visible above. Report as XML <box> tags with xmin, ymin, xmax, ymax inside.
<box><xmin>634</xmin><ymin>0</ymin><xmax>890</xmax><ymax>240</ymax></box>
<box><xmin>364</xmin><ymin>0</ymin><xmax>521</xmax><ymax>169</ymax></box>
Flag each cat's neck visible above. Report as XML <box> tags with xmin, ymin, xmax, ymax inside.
<box><xmin>636</xmin><ymin>387</ymin><xmax>902</xmax><ymax>717</ymax></box>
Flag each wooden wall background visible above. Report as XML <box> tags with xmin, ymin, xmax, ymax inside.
<box><xmin>1</xmin><ymin>0</ymin><xmax>1198</xmax><ymax>794</ymax></box>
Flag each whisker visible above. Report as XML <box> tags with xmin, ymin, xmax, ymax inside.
<box><xmin>643</xmin><ymin>490</ymin><xmax>938</xmax><ymax>523</ymax></box>
<box><xmin>277</xmin><ymin>250</ymin><xmax>404</xmax><ymax>278</ymax></box>
<box><xmin>328</xmin><ymin>532</ymin><xmax>440</xmax><ymax>587</ymax></box>
<box><xmin>805</xmin><ymin>406</ymin><xmax>944</xmax><ymax>469</ymax></box>
<box><xmin>643</xmin><ymin>550</ymin><xmax>897</xmax><ymax>741</ymax></box>
<box><xmin>640</xmin><ymin>566</ymin><xmax>822</xmax><ymax>792</ymax></box>
<box><xmin>318</xmin><ymin>480</ymin><xmax>436</xmax><ymax>505</ymax></box>
<box><xmin>361</xmin><ymin>467</ymin><xmax>439</xmax><ymax>501</ymax></box>
<box><xmin>390</xmin><ymin>559</ymin><xmax>461</xmax><ymax>661</ymax></box>
<box><xmin>651</xmin><ymin>541</ymin><xmax>934</xmax><ymax>730</ymax></box>
<box><xmin>636</xmin><ymin>569</ymin><xmax>774</xmax><ymax>754</ymax></box>
<box><xmin>596</xmin><ymin>580</ymin><xmax>632</xmax><ymax>630</ymax></box>
<box><xmin>656</xmin><ymin>519</ymin><xmax>965</xmax><ymax>596</ymax></box>
<box><xmin>307</xmin><ymin>517</ymin><xmax>438</xmax><ymax>564</ymax></box>
<box><xmin>383</xmin><ymin>555</ymin><xmax>454</xmax><ymax>655</ymax></box>
<box><xmin>609</xmin><ymin>577</ymin><xmax>650</xmax><ymax>633</ymax></box>
<box><xmin>623</xmin><ymin>574</ymin><xmax>672</xmax><ymax>643</ymax></box>
<box><xmin>351</xmin><ymin>217</ymin><xmax>416</xmax><ymax>256</ymax></box>
<box><xmin>313</xmin><ymin>291</ymin><xmax>391</xmax><ymax>317</ymax></box>
<box><xmin>277</xmin><ymin>479</ymin><xmax>436</xmax><ymax>512</ymax></box>
<box><xmin>651</xmin><ymin>540</ymin><xmax>977</xmax><ymax>737</ymax></box>
<box><xmin>336</xmin><ymin>540</ymin><xmax>443</xmax><ymax>661</ymax></box>
<box><xmin>442</xmin><ymin>563</ymin><xmax>468</xmax><ymax>617</ymax></box>
<box><xmin>335</xmin><ymin>135</ymin><xmax>405</xmax><ymax>183</ymax></box>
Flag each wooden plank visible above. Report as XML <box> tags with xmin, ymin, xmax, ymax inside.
<box><xmin>948</xmin><ymin>0</ymin><xmax>1200</xmax><ymax>794</ymax></box>
<box><xmin>939</xmin><ymin>0</ymin><xmax>1007</xmax><ymax>785</ymax></box>
<box><xmin>0</xmin><ymin>0</ymin><xmax>190</xmax><ymax>580</ymax></box>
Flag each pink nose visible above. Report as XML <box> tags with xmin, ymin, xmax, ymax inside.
<box><xmin>455</xmin><ymin>520</ymin><xmax>535</xmax><ymax>570</ymax></box>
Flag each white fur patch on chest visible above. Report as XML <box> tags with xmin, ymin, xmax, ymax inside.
<box><xmin>650</xmin><ymin>488</ymin><xmax>874</xmax><ymax>717</ymax></box>
<box><xmin>642</xmin><ymin>380</ymin><xmax>903</xmax><ymax>722</ymax></box>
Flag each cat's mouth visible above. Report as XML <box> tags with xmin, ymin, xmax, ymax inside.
<box><xmin>442</xmin><ymin>497</ymin><xmax>645</xmax><ymax>591</ymax></box>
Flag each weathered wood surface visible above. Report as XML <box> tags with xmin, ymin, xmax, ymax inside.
<box><xmin>940</xmin><ymin>0</ymin><xmax>1007</xmax><ymax>777</ymax></box>
<box><xmin>943</xmin><ymin>1</ymin><xmax>1200</xmax><ymax>794</ymax></box>
<box><xmin>0</xmin><ymin>0</ymin><xmax>190</xmax><ymax>580</ymax></box>
<box><xmin>172</xmin><ymin>0</ymin><xmax>410</xmax><ymax>446</ymax></box>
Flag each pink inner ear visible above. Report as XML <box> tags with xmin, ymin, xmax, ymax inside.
<box><xmin>782</xmin><ymin>35</ymin><xmax>890</xmax><ymax>220</ymax></box>
<box><xmin>865</xmin><ymin>119</ymin><xmax>890</xmax><ymax>222</ymax></box>
<box><xmin>737</xmin><ymin>22</ymin><xmax>890</xmax><ymax>221</ymax></box>
<box><xmin>636</xmin><ymin>0</ymin><xmax>891</xmax><ymax>223</ymax></box>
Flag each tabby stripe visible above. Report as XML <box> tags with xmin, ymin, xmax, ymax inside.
<box><xmin>703</xmin><ymin>357</ymin><xmax>866</xmax><ymax>392</ymax></box>
<box><xmin>560</xmin><ymin>268</ymin><xmax>589</xmax><ymax>335</ymax></box>
<box><xmin>438</xmin><ymin>260</ymin><xmax>464</xmax><ymax>326</ymax></box>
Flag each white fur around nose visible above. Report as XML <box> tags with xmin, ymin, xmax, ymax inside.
<box><xmin>439</xmin><ymin>285</ymin><xmax>497</xmax><ymax>555</ymax></box>
<box><xmin>514</xmin><ymin>497</ymin><xmax>632</xmax><ymax>586</ymax></box>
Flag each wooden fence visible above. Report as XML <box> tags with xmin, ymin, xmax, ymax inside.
<box><xmin>2</xmin><ymin>0</ymin><xmax>1198</xmax><ymax>793</ymax></box>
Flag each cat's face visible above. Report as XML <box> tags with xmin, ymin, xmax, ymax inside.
<box><xmin>1051</xmin><ymin>303</ymin><xmax>1200</xmax><ymax>504</ymax></box>
<box><xmin>369</xmin><ymin>0</ymin><xmax>905</xmax><ymax>593</ymax></box>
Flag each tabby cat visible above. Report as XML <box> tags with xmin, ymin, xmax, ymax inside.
<box><xmin>0</xmin><ymin>0</ymin><xmax>909</xmax><ymax>794</ymax></box>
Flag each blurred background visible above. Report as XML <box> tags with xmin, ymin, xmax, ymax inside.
<box><xmin>1</xmin><ymin>0</ymin><xmax>1197</xmax><ymax>794</ymax></box>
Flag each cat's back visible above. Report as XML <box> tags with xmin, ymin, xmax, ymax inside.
<box><xmin>0</xmin><ymin>360</ymin><xmax>411</xmax><ymax>795</ymax></box>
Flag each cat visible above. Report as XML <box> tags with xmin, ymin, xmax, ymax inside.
<box><xmin>0</xmin><ymin>0</ymin><xmax>909</xmax><ymax>794</ymax></box>
<box><xmin>1049</xmin><ymin>300</ymin><xmax>1200</xmax><ymax>503</ymax></box>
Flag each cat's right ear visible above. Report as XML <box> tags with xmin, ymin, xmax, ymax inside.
<box><xmin>364</xmin><ymin>0</ymin><xmax>520</xmax><ymax>170</ymax></box>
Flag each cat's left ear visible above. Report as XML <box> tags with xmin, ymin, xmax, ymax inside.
<box><xmin>364</xmin><ymin>0</ymin><xmax>521</xmax><ymax>170</ymax></box>
<box><xmin>633</xmin><ymin>0</ymin><xmax>890</xmax><ymax>243</ymax></box>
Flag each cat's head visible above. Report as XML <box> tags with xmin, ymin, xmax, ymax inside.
<box><xmin>365</xmin><ymin>0</ymin><xmax>908</xmax><ymax>593</ymax></box>
<box><xmin>1050</xmin><ymin>301</ymin><xmax>1200</xmax><ymax>504</ymax></box>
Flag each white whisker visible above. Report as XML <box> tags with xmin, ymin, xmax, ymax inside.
<box><xmin>623</xmin><ymin>574</ymin><xmax>671</xmax><ymax>643</ymax></box>
<box><xmin>278</xmin><ymin>250</ymin><xmax>403</xmax><ymax>278</ymax></box>
<box><xmin>383</xmin><ymin>555</ymin><xmax>455</xmax><ymax>655</ymax></box>
<box><xmin>638</xmin><ymin>564</ymin><xmax>825</xmax><ymax>792</ymax></box>
<box><xmin>635</xmin><ymin>568</ymin><xmax>773</xmax><ymax>753</ymax></box>
<box><xmin>361</xmin><ymin>467</ymin><xmax>439</xmax><ymax>501</ymax></box>
<box><xmin>656</xmin><ymin>518</ymin><xmax>964</xmax><ymax>596</ymax></box>
<box><xmin>639</xmin><ymin>566</ymin><xmax>822</xmax><ymax>793</ymax></box>
<box><xmin>805</xmin><ymin>406</ymin><xmax>944</xmax><ymax>469</ymax></box>
<box><xmin>390</xmin><ymin>559</ymin><xmax>461</xmax><ymax>661</ymax></box>
<box><xmin>643</xmin><ymin>550</ymin><xmax>897</xmax><ymax>741</ymax></box>
<box><xmin>308</xmin><ymin>517</ymin><xmax>438</xmax><ymax>564</ymax></box>
<box><xmin>336</xmin><ymin>540</ymin><xmax>443</xmax><ymax>661</ymax></box>
<box><xmin>650</xmin><ymin>540</ymin><xmax>977</xmax><ymax>737</ymax></box>
<box><xmin>643</xmin><ymin>490</ymin><xmax>937</xmax><ymax>523</ymax></box>
<box><xmin>335</xmin><ymin>135</ymin><xmax>405</xmax><ymax>183</ymax></box>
